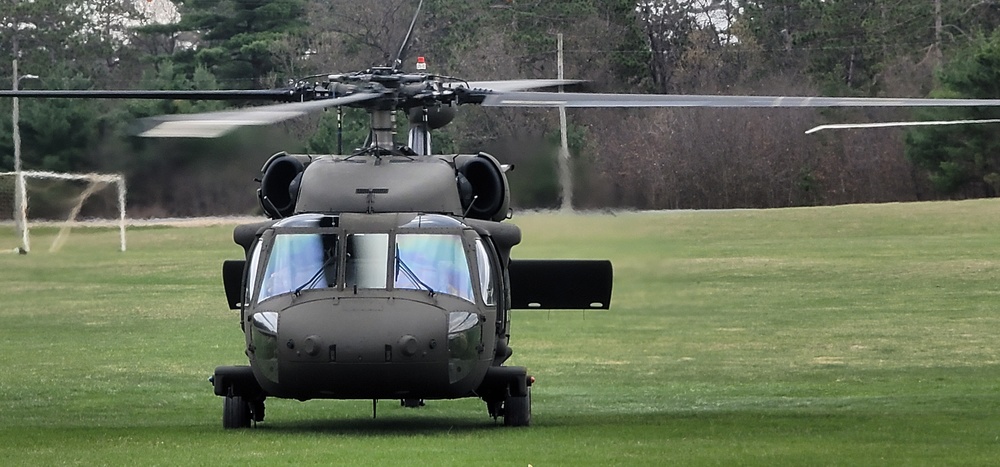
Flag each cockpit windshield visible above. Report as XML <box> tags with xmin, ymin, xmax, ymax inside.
<box><xmin>253</xmin><ymin>215</ymin><xmax>479</xmax><ymax>305</ymax></box>
<box><xmin>259</xmin><ymin>233</ymin><xmax>339</xmax><ymax>303</ymax></box>
<box><xmin>394</xmin><ymin>234</ymin><xmax>474</xmax><ymax>303</ymax></box>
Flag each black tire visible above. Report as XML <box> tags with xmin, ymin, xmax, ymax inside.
<box><xmin>503</xmin><ymin>387</ymin><xmax>531</xmax><ymax>427</ymax></box>
<box><xmin>223</xmin><ymin>395</ymin><xmax>252</xmax><ymax>429</ymax></box>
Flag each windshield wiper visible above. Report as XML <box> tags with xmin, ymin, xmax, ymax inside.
<box><xmin>294</xmin><ymin>253</ymin><xmax>338</xmax><ymax>296</ymax></box>
<box><xmin>395</xmin><ymin>250</ymin><xmax>436</xmax><ymax>296</ymax></box>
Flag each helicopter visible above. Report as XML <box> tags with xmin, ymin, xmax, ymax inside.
<box><xmin>4</xmin><ymin>1</ymin><xmax>617</xmax><ymax>428</ymax></box>
<box><xmin>2</xmin><ymin>65</ymin><xmax>615</xmax><ymax>427</ymax></box>
<box><xmin>8</xmin><ymin>2</ymin><xmax>1000</xmax><ymax>430</ymax></box>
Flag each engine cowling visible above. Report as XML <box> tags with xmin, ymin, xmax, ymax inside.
<box><xmin>257</xmin><ymin>153</ymin><xmax>310</xmax><ymax>219</ymax></box>
<box><xmin>455</xmin><ymin>153</ymin><xmax>510</xmax><ymax>221</ymax></box>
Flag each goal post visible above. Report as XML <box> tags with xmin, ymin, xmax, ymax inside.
<box><xmin>0</xmin><ymin>170</ymin><xmax>127</xmax><ymax>253</ymax></box>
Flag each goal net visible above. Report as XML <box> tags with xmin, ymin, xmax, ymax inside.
<box><xmin>0</xmin><ymin>171</ymin><xmax>127</xmax><ymax>253</ymax></box>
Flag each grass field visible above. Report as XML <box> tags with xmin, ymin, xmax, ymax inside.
<box><xmin>1</xmin><ymin>201</ymin><xmax>999</xmax><ymax>465</ymax></box>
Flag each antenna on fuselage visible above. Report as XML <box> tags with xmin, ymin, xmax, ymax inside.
<box><xmin>392</xmin><ymin>0</ymin><xmax>424</xmax><ymax>72</ymax></box>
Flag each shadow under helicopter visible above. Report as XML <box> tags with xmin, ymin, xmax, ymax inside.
<box><xmin>253</xmin><ymin>414</ymin><xmax>510</xmax><ymax>435</ymax></box>
<box><xmin>217</xmin><ymin>408</ymin><xmax>836</xmax><ymax>436</ymax></box>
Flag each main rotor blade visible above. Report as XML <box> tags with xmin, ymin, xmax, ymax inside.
<box><xmin>137</xmin><ymin>92</ymin><xmax>381</xmax><ymax>138</ymax></box>
<box><xmin>460</xmin><ymin>80</ymin><xmax>585</xmax><ymax>92</ymax></box>
<box><xmin>0</xmin><ymin>89</ymin><xmax>296</xmax><ymax>100</ymax></box>
<box><xmin>806</xmin><ymin>119</ymin><xmax>1000</xmax><ymax>134</ymax></box>
<box><xmin>482</xmin><ymin>92</ymin><xmax>1000</xmax><ymax>108</ymax></box>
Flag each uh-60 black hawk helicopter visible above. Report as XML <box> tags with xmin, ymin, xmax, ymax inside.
<box><xmin>8</xmin><ymin>1</ymin><xmax>1000</xmax><ymax>430</ymax></box>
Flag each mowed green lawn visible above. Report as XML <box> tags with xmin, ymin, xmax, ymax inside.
<box><xmin>1</xmin><ymin>201</ymin><xmax>999</xmax><ymax>465</ymax></box>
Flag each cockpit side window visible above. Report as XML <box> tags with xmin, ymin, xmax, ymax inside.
<box><xmin>246</xmin><ymin>240</ymin><xmax>263</xmax><ymax>305</ymax></box>
<box><xmin>474</xmin><ymin>238</ymin><xmax>496</xmax><ymax>306</ymax></box>
<box><xmin>394</xmin><ymin>233</ymin><xmax>474</xmax><ymax>303</ymax></box>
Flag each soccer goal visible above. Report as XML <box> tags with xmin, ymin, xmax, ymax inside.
<box><xmin>0</xmin><ymin>171</ymin><xmax>127</xmax><ymax>253</ymax></box>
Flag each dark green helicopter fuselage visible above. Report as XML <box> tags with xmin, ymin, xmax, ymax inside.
<box><xmin>214</xmin><ymin>152</ymin><xmax>612</xmax><ymax>427</ymax></box>
<box><xmin>239</xmin><ymin>212</ymin><xmax>515</xmax><ymax>401</ymax></box>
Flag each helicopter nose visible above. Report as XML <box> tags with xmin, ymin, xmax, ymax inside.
<box><xmin>271</xmin><ymin>298</ymin><xmax>455</xmax><ymax>398</ymax></box>
<box><xmin>277</xmin><ymin>304</ymin><xmax>444</xmax><ymax>364</ymax></box>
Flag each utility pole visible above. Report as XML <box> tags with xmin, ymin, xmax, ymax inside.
<box><xmin>929</xmin><ymin>0</ymin><xmax>944</xmax><ymax>65</ymax></box>
<box><xmin>557</xmin><ymin>33</ymin><xmax>573</xmax><ymax>212</ymax></box>
<box><xmin>934</xmin><ymin>0</ymin><xmax>942</xmax><ymax>49</ymax></box>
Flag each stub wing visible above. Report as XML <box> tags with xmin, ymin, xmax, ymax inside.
<box><xmin>508</xmin><ymin>259</ymin><xmax>613</xmax><ymax>310</ymax></box>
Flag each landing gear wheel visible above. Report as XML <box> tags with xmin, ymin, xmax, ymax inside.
<box><xmin>223</xmin><ymin>395</ymin><xmax>252</xmax><ymax>429</ymax></box>
<box><xmin>503</xmin><ymin>387</ymin><xmax>531</xmax><ymax>427</ymax></box>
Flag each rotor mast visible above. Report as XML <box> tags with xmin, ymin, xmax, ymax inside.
<box><xmin>370</xmin><ymin>110</ymin><xmax>397</xmax><ymax>150</ymax></box>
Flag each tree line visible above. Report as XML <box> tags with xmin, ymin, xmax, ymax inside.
<box><xmin>3</xmin><ymin>0</ymin><xmax>1000</xmax><ymax>216</ymax></box>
